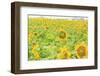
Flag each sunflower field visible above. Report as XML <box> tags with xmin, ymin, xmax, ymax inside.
<box><xmin>28</xmin><ymin>16</ymin><xmax>88</xmax><ymax>60</ymax></box>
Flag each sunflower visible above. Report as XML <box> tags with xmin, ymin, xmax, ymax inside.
<box><xmin>28</xmin><ymin>32</ymin><xmax>38</xmax><ymax>42</ymax></box>
<box><xmin>32</xmin><ymin>43</ymin><xmax>40</xmax><ymax>60</ymax></box>
<box><xmin>57</xmin><ymin>48</ymin><xmax>71</xmax><ymax>59</ymax></box>
<box><xmin>28</xmin><ymin>32</ymin><xmax>33</xmax><ymax>43</ymax></box>
<box><xmin>75</xmin><ymin>42</ymin><xmax>88</xmax><ymax>59</ymax></box>
<box><xmin>57</xmin><ymin>29</ymin><xmax>68</xmax><ymax>41</ymax></box>
<box><xmin>33</xmin><ymin>32</ymin><xmax>37</xmax><ymax>36</ymax></box>
<box><xmin>32</xmin><ymin>43</ymin><xmax>39</xmax><ymax>50</ymax></box>
<box><xmin>32</xmin><ymin>50</ymin><xmax>40</xmax><ymax>60</ymax></box>
<box><xmin>43</xmin><ymin>26</ymin><xmax>49</xmax><ymax>30</ymax></box>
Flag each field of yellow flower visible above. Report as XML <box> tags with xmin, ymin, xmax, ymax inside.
<box><xmin>28</xmin><ymin>17</ymin><xmax>88</xmax><ymax>60</ymax></box>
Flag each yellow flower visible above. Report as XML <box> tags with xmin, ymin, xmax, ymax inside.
<box><xmin>32</xmin><ymin>50</ymin><xmax>40</xmax><ymax>60</ymax></box>
<box><xmin>57</xmin><ymin>48</ymin><xmax>71</xmax><ymax>59</ymax></box>
<box><xmin>29</xmin><ymin>32</ymin><xmax>32</xmax><ymax>37</ymax></box>
<box><xmin>43</xmin><ymin>26</ymin><xmax>49</xmax><ymax>30</ymax></box>
<box><xmin>32</xmin><ymin>43</ymin><xmax>39</xmax><ymax>50</ymax></box>
<box><xmin>57</xmin><ymin>29</ymin><xmax>68</xmax><ymax>41</ymax></box>
<box><xmin>32</xmin><ymin>44</ymin><xmax>40</xmax><ymax>60</ymax></box>
<box><xmin>73</xmin><ymin>20</ymin><xmax>88</xmax><ymax>31</ymax></box>
<box><xmin>28</xmin><ymin>32</ymin><xmax>33</xmax><ymax>43</ymax></box>
<box><xmin>75</xmin><ymin>42</ymin><xmax>88</xmax><ymax>59</ymax></box>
